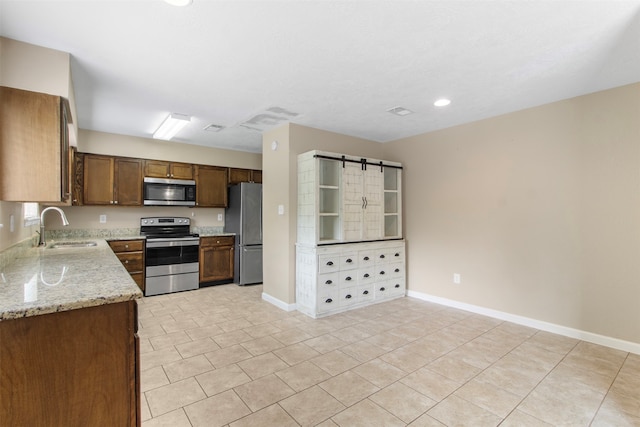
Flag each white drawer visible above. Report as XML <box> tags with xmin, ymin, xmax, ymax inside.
<box><xmin>339</xmin><ymin>270</ymin><xmax>357</xmax><ymax>286</ymax></box>
<box><xmin>339</xmin><ymin>286</ymin><xmax>358</xmax><ymax>307</ymax></box>
<box><xmin>339</xmin><ymin>253</ymin><xmax>358</xmax><ymax>270</ymax></box>
<box><xmin>358</xmin><ymin>284</ymin><xmax>375</xmax><ymax>303</ymax></box>
<box><xmin>318</xmin><ymin>272</ymin><xmax>339</xmax><ymax>290</ymax></box>
<box><xmin>317</xmin><ymin>289</ymin><xmax>340</xmax><ymax>314</ymax></box>
<box><xmin>358</xmin><ymin>250</ymin><xmax>377</xmax><ymax>267</ymax></box>
<box><xmin>388</xmin><ymin>262</ymin><xmax>404</xmax><ymax>278</ymax></box>
<box><xmin>376</xmin><ymin>247</ymin><xmax>405</xmax><ymax>264</ymax></box>
<box><xmin>386</xmin><ymin>278</ymin><xmax>405</xmax><ymax>298</ymax></box>
<box><xmin>318</xmin><ymin>254</ymin><xmax>340</xmax><ymax>274</ymax></box>
<box><xmin>357</xmin><ymin>268</ymin><xmax>376</xmax><ymax>285</ymax></box>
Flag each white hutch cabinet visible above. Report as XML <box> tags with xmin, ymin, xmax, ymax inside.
<box><xmin>296</xmin><ymin>150</ymin><xmax>405</xmax><ymax>318</ymax></box>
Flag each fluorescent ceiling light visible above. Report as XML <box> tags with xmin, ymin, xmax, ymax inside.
<box><xmin>434</xmin><ymin>98</ymin><xmax>451</xmax><ymax>107</ymax></box>
<box><xmin>164</xmin><ymin>0</ymin><xmax>193</xmax><ymax>6</ymax></box>
<box><xmin>153</xmin><ymin>113</ymin><xmax>191</xmax><ymax>140</ymax></box>
<box><xmin>387</xmin><ymin>106</ymin><xmax>414</xmax><ymax>116</ymax></box>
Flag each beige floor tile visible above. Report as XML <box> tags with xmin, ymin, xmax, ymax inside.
<box><xmin>600</xmin><ymin>389</ymin><xmax>640</xmax><ymax>418</ymax></box>
<box><xmin>273</xmin><ymin>342</ymin><xmax>321</xmax><ymax>365</ymax></box>
<box><xmin>233</xmin><ymin>374</ymin><xmax>295</xmax><ymax>411</ymax></box>
<box><xmin>204</xmin><ymin>344</ymin><xmax>253</xmax><ymax>368</ymax></box>
<box><xmin>380</xmin><ymin>346</ymin><xmax>433</xmax><ymax>373</ymax></box>
<box><xmin>272</xmin><ymin>327</ymin><xmax>314</xmax><ymax>345</ymax></box>
<box><xmin>500</xmin><ymin>409</ymin><xmax>553</xmax><ymax>426</ymax></box>
<box><xmin>453</xmin><ymin>378</ymin><xmax>522</xmax><ymax>417</ymax></box>
<box><xmin>141</xmin><ymin>347</ymin><xmax>183</xmax><ymax>372</ymax></box>
<box><xmin>507</xmin><ymin>340</ymin><xmax>565</xmax><ymax>370</ymax></box>
<box><xmin>310</xmin><ymin>349</ymin><xmax>361</xmax><ymax>376</ymax></box>
<box><xmin>387</xmin><ymin>323</ymin><xmax>429</xmax><ymax>342</ymax></box>
<box><xmin>330</xmin><ymin>325</ymin><xmax>373</xmax><ymax>343</ymax></box>
<box><xmin>517</xmin><ymin>375</ymin><xmax>606</xmax><ymax>425</ymax></box>
<box><xmin>331</xmin><ymin>398</ymin><xmax>404</xmax><ymax>427</ymax></box>
<box><xmin>229</xmin><ymin>404</ymin><xmax>299</xmax><ymax>427</ymax></box>
<box><xmin>370</xmin><ymin>381</ymin><xmax>437</xmax><ymax>423</ymax></box>
<box><xmin>161</xmin><ymin>318</ymin><xmax>200</xmax><ymax>333</ymax></box>
<box><xmin>145</xmin><ymin>377</ymin><xmax>207</xmax><ymax>417</ymax></box>
<box><xmin>279</xmin><ymin>385</ymin><xmax>346</xmax><ymax>426</ymax></box>
<box><xmin>148</xmin><ymin>330</ymin><xmax>193</xmax><ymax>351</ymax></box>
<box><xmin>340</xmin><ymin>339</ymin><xmax>387</xmax><ymax>362</ymax></box>
<box><xmin>352</xmin><ymin>357</ymin><xmax>407</xmax><ymax>388</ymax></box>
<box><xmin>526</xmin><ymin>330</ymin><xmax>578</xmax><ymax>354</ymax></box>
<box><xmin>141</xmin><ymin>408</ymin><xmax>192</xmax><ymax>427</ymax></box>
<box><xmin>592</xmin><ymin>396</ymin><xmax>640</xmax><ymax>426</ymax></box>
<box><xmin>184</xmin><ymin>389</ymin><xmax>251</xmax><ymax>427</ymax></box>
<box><xmin>315</xmin><ymin>419</ymin><xmax>340</xmax><ymax>427</ymax></box>
<box><xmin>364</xmin><ymin>331</ymin><xmax>411</xmax><ymax>352</ymax></box>
<box><xmin>547</xmin><ymin>360</ymin><xmax>617</xmax><ymax>393</ymax></box>
<box><xmin>319</xmin><ymin>370</ymin><xmax>380</xmax><ymax>406</ymax></box>
<box><xmin>428</xmin><ymin>394</ymin><xmax>503</xmax><ymax>426</ymax></box>
<box><xmin>213</xmin><ymin>329</ymin><xmax>254</xmax><ymax>348</ymax></box>
<box><xmin>138</xmin><ymin>324</ymin><xmax>169</xmax><ymax>339</ymax></box>
<box><xmin>275</xmin><ymin>360</ymin><xmax>332</xmax><ymax>392</ymax></box>
<box><xmin>472</xmin><ymin>359</ymin><xmax>545</xmax><ymax>397</ymax></box>
<box><xmin>612</xmin><ymin>367</ymin><xmax>640</xmax><ymax>399</ymax></box>
<box><xmin>140</xmin><ymin>393</ymin><xmax>152</xmax><ymax>422</ymax></box>
<box><xmin>243</xmin><ymin>323</ymin><xmax>283</xmax><ymax>338</ymax></box>
<box><xmin>163</xmin><ymin>354</ymin><xmax>214</xmax><ymax>383</ymax></box>
<box><xmin>445</xmin><ymin>336</ymin><xmax>515</xmax><ymax>369</ymax></box>
<box><xmin>237</xmin><ymin>351</ymin><xmax>289</xmax><ymax>379</ymax></box>
<box><xmin>424</xmin><ymin>355</ymin><xmax>482</xmax><ymax>383</ymax></box>
<box><xmin>174</xmin><ymin>337</ymin><xmax>220</xmax><ymax>359</ymax></box>
<box><xmin>184</xmin><ymin>324</ymin><xmax>224</xmax><ymax>340</ymax></box>
<box><xmin>240</xmin><ymin>335</ymin><xmax>285</xmax><ymax>356</ymax></box>
<box><xmin>141</xmin><ymin>366</ymin><xmax>170</xmax><ymax>393</ymax></box>
<box><xmin>407</xmin><ymin>413</ymin><xmax>447</xmax><ymax>426</ymax></box>
<box><xmin>400</xmin><ymin>366</ymin><xmax>461</xmax><ymax>402</ymax></box>
<box><xmin>196</xmin><ymin>363</ymin><xmax>251</xmax><ymax>396</ymax></box>
<box><xmin>304</xmin><ymin>334</ymin><xmax>348</xmax><ymax>354</ymax></box>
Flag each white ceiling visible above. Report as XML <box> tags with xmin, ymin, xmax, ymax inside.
<box><xmin>1</xmin><ymin>1</ymin><xmax>639</xmax><ymax>153</ymax></box>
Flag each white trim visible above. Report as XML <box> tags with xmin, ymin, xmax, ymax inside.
<box><xmin>407</xmin><ymin>290</ymin><xmax>640</xmax><ymax>356</ymax></box>
<box><xmin>262</xmin><ymin>292</ymin><xmax>297</xmax><ymax>312</ymax></box>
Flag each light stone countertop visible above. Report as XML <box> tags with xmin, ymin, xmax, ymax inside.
<box><xmin>0</xmin><ymin>239</ymin><xmax>142</xmax><ymax>321</ymax></box>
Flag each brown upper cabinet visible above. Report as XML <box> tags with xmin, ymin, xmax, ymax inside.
<box><xmin>228</xmin><ymin>168</ymin><xmax>262</xmax><ymax>185</ymax></box>
<box><xmin>83</xmin><ymin>154</ymin><xmax>143</xmax><ymax>206</ymax></box>
<box><xmin>195</xmin><ymin>165</ymin><xmax>228</xmax><ymax>207</ymax></box>
<box><xmin>144</xmin><ymin>160</ymin><xmax>193</xmax><ymax>180</ymax></box>
<box><xmin>0</xmin><ymin>86</ymin><xmax>72</xmax><ymax>203</ymax></box>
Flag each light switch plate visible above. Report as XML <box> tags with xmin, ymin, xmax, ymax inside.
<box><xmin>217</xmin><ymin>213</ymin><xmax>223</xmax><ymax>221</ymax></box>
<box><xmin>99</xmin><ymin>215</ymin><xmax>107</xmax><ymax>224</ymax></box>
<box><xmin>278</xmin><ymin>205</ymin><xmax>284</xmax><ymax>215</ymax></box>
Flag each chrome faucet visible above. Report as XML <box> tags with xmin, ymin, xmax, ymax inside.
<box><xmin>38</xmin><ymin>207</ymin><xmax>70</xmax><ymax>246</ymax></box>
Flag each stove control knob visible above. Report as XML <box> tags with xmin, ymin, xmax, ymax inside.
<box><xmin>142</xmin><ymin>219</ymin><xmax>147</xmax><ymax>224</ymax></box>
<box><xmin>149</xmin><ymin>219</ymin><xmax>154</xmax><ymax>224</ymax></box>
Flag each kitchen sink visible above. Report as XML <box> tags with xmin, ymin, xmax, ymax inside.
<box><xmin>48</xmin><ymin>241</ymin><xmax>98</xmax><ymax>249</ymax></box>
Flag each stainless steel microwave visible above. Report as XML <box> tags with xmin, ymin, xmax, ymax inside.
<box><xmin>143</xmin><ymin>177</ymin><xmax>196</xmax><ymax>206</ymax></box>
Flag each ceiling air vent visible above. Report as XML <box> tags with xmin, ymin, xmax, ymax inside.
<box><xmin>387</xmin><ymin>106</ymin><xmax>414</xmax><ymax>116</ymax></box>
<box><xmin>204</xmin><ymin>124</ymin><xmax>225</xmax><ymax>132</ymax></box>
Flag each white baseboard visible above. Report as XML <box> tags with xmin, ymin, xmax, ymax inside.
<box><xmin>262</xmin><ymin>292</ymin><xmax>297</xmax><ymax>312</ymax></box>
<box><xmin>407</xmin><ymin>290</ymin><xmax>640</xmax><ymax>356</ymax></box>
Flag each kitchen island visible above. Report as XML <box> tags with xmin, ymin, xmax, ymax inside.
<box><xmin>0</xmin><ymin>239</ymin><xmax>142</xmax><ymax>426</ymax></box>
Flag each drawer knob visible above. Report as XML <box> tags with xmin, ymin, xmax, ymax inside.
<box><xmin>325</xmin><ymin>280</ymin><xmax>333</xmax><ymax>285</ymax></box>
<box><xmin>363</xmin><ymin>273</ymin><xmax>369</xmax><ymax>278</ymax></box>
<box><xmin>345</xmin><ymin>276</ymin><xmax>352</xmax><ymax>281</ymax></box>
<box><xmin>124</xmin><ymin>260</ymin><xmax>129</xmax><ymax>264</ymax></box>
<box><xmin>346</xmin><ymin>258</ymin><xmax>353</xmax><ymax>263</ymax></box>
<box><xmin>380</xmin><ymin>271</ymin><xmax>385</xmax><ymax>275</ymax></box>
<box><xmin>345</xmin><ymin>294</ymin><xmax>352</xmax><ymax>299</ymax></box>
<box><xmin>363</xmin><ymin>290</ymin><xmax>369</xmax><ymax>295</ymax></box>
<box><xmin>395</xmin><ymin>268</ymin><xmax>400</xmax><ymax>273</ymax></box>
<box><xmin>379</xmin><ymin>287</ymin><xmax>386</xmax><ymax>291</ymax></box>
<box><xmin>395</xmin><ymin>284</ymin><xmax>400</xmax><ymax>288</ymax></box>
<box><xmin>326</xmin><ymin>261</ymin><xmax>334</xmax><ymax>266</ymax></box>
<box><xmin>125</xmin><ymin>244</ymin><xmax>129</xmax><ymax>249</ymax></box>
<box><xmin>325</xmin><ymin>298</ymin><xmax>333</xmax><ymax>304</ymax></box>
<box><xmin>363</xmin><ymin>256</ymin><xmax>370</xmax><ymax>261</ymax></box>
<box><xmin>380</xmin><ymin>254</ymin><xmax>385</xmax><ymax>259</ymax></box>
<box><xmin>395</xmin><ymin>253</ymin><xmax>400</xmax><ymax>257</ymax></box>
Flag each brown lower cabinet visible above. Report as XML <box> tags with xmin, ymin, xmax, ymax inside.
<box><xmin>0</xmin><ymin>300</ymin><xmax>140</xmax><ymax>426</ymax></box>
<box><xmin>200</xmin><ymin>236</ymin><xmax>235</xmax><ymax>283</ymax></box>
<box><xmin>109</xmin><ymin>239</ymin><xmax>145</xmax><ymax>292</ymax></box>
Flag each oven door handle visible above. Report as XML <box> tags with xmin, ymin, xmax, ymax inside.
<box><xmin>146</xmin><ymin>238</ymin><xmax>200</xmax><ymax>248</ymax></box>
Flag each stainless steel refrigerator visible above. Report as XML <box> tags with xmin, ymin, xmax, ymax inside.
<box><xmin>225</xmin><ymin>182</ymin><xmax>263</xmax><ymax>285</ymax></box>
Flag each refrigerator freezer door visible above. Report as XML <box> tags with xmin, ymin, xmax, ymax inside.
<box><xmin>240</xmin><ymin>183</ymin><xmax>262</xmax><ymax>245</ymax></box>
<box><xmin>238</xmin><ymin>245</ymin><xmax>263</xmax><ymax>285</ymax></box>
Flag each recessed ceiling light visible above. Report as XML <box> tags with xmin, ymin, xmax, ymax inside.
<box><xmin>387</xmin><ymin>106</ymin><xmax>414</xmax><ymax>116</ymax></box>
<box><xmin>434</xmin><ymin>98</ymin><xmax>451</xmax><ymax>107</ymax></box>
<box><xmin>204</xmin><ymin>124</ymin><xmax>224</xmax><ymax>132</ymax></box>
<box><xmin>164</xmin><ymin>0</ymin><xmax>192</xmax><ymax>6</ymax></box>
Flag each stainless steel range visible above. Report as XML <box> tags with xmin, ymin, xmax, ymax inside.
<box><xmin>140</xmin><ymin>217</ymin><xmax>199</xmax><ymax>296</ymax></box>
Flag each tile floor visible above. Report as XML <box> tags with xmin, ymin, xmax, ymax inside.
<box><xmin>138</xmin><ymin>284</ymin><xmax>640</xmax><ymax>427</ymax></box>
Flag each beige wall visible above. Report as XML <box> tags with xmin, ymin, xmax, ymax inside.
<box><xmin>261</xmin><ymin>123</ymin><xmax>384</xmax><ymax>305</ymax></box>
<box><xmin>385</xmin><ymin>82</ymin><xmax>640</xmax><ymax>344</ymax></box>
<box><xmin>0</xmin><ymin>37</ymin><xmax>77</xmax><ymax>251</ymax></box>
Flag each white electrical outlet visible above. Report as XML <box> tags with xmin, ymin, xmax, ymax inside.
<box><xmin>10</xmin><ymin>214</ymin><xmax>15</xmax><ymax>232</ymax></box>
<box><xmin>217</xmin><ymin>213</ymin><xmax>223</xmax><ymax>221</ymax></box>
<box><xmin>453</xmin><ymin>273</ymin><xmax>461</xmax><ymax>284</ymax></box>
<box><xmin>99</xmin><ymin>214</ymin><xmax>107</xmax><ymax>224</ymax></box>
<box><xmin>278</xmin><ymin>205</ymin><xmax>284</xmax><ymax>215</ymax></box>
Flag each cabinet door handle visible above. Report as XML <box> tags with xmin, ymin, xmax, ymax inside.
<box><xmin>325</xmin><ymin>280</ymin><xmax>333</xmax><ymax>285</ymax></box>
<box><xmin>362</xmin><ymin>196</ymin><xmax>365</xmax><ymax>209</ymax></box>
<box><xmin>326</xmin><ymin>261</ymin><xmax>334</xmax><ymax>266</ymax></box>
<box><xmin>325</xmin><ymin>298</ymin><xmax>333</xmax><ymax>304</ymax></box>
<box><xmin>364</xmin><ymin>197</ymin><xmax>368</xmax><ymax>209</ymax></box>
